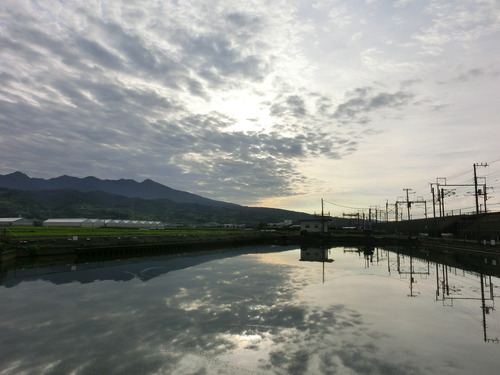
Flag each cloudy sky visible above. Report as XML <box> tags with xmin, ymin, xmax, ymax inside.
<box><xmin>1</xmin><ymin>0</ymin><xmax>499</xmax><ymax>216</ymax></box>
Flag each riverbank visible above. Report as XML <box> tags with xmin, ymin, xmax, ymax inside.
<box><xmin>3</xmin><ymin>227</ymin><xmax>499</xmax><ymax>270</ymax></box>
<box><xmin>418</xmin><ymin>236</ymin><xmax>500</xmax><ymax>255</ymax></box>
<box><xmin>1</xmin><ymin>228</ymin><xmax>298</xmax><ymax>265</ymax></box>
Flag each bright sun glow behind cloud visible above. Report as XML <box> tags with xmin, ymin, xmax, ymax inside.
<box><xmin>213</xmin><ymin>94</ymin><xmax>273</xmax><ymax>133</ymax></box>
<box><xmin>0</xmin><ymin>0</ymin><xmax>499</xmax><ymax>216</ymax></box>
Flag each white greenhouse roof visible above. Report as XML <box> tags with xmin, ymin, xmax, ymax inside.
<box><xmin>44</xmin><ymin>218</ymin><xmax>90</xmax><ymax>223</ymax></box>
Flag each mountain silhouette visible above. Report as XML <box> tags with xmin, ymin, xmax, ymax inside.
<box><xmin>0</xmin><ymin>172</ymin><xmax>311</xmax><ymax>224</ymax></box>
<box><xmin>0</xmin><ymin>171</ymin><xmax>236</xmax><ymax>207</ymax></box>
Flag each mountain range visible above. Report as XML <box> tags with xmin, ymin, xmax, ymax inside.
<box><xmin>0</xmin><ymin>172</ymin><xmax>311</xmax><ymax>225</ymax></box>
<box><xmin>0</xmin><ymin>171</ymin><xmax>237</xmax><ymax>206</ymax></box>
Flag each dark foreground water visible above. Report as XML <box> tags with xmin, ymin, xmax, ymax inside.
<box><xmin>0</xmin><ymin>245</ymin><xmax>499</xmax><ymax>374</ymax></box>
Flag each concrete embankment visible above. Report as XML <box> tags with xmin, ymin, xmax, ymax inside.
<box><xmin>412</xmin><ymin>238</ymin><xmax>500</xmax><ymax>277</ymax></box>
<box><xmin>3</xmin><ymin>229</ymin><xmax>499</xmax><ymax>273</ymax></box>
<box><xmin>2</xmin><ymin>230</ymin><xmax>416</xmax><ymax>266</ymax></box>
<box><xmin>419</xmin><ymin>236</ymin><xmax>499</xmax><ymax>254</ymax></box>
<box><xmin>1</xmin><ymin>231</ymin><xmax>299</xmax><ymax>264</ymax></box>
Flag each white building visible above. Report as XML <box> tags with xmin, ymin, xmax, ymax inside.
<box><xmin>103</xmin><ymin>219</ymin><xmax>164</xmax><ymax>229</ymax></box>
<box><xmin>87</xmin><ymin>219</ymin><xmax>104</xmax><ymax>227</ymax></box>
<box><xmin>43</xmin><ymin>218</ymin><xmax>104</xmax><ymax>227</ymax></box>
<box><xmin>42</xmin><ymin>218</ymin><xmax>164</xmax><ymax>229</ymax></box>
<box><xmin>149</xmin><ymin>221</ymin><xmax>164</xmax><ymax>230</ymax></box>
<box><xmin>103</xmin><ymin>219</ymin><xmax>121</xmax><ymax>227</ymax></box>
<box><xmin>300</xmin><ymin>216</ymin><xmax>332</xmax><ymax>234</ymax></box>
<box><xmin>0</xmin><ymin>217</ymin><xmax>34</xmax><ymax>226</ymax></box>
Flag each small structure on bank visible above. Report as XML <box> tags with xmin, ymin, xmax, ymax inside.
<box><xmin>300</xmin><ymin>215</ymin><xmax>332</xmax><ymax>236</ymax></box>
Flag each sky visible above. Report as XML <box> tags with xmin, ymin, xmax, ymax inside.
<box><xmin>1</xmin><ymin>0</ymin><xmax>500</xmax><ymax>218</ymax></box>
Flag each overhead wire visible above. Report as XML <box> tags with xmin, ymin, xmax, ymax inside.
<box><xmin>322</xmin><ymin>199</ymin><xmax>369</xmax><ymax>211</ymax></box>
<box><xmin>325</xmin><ymin>155</ymin><xmax>500</xmax><ymax>216</ymax></box>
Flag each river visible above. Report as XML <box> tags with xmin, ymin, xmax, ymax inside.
<box><xmin>0</xmin><ymin>244</ymin><xmax>499</xmax><ymax>374</ymax></box>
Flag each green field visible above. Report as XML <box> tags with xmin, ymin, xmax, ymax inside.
<box><xmin>1</xmin><ymin>226</ymin><xmax>252</xmax><ymax>239</ymax></box>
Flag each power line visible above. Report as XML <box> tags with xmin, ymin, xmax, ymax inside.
<box><xmin>322</xmin><ymin>199</ymin><xmax>369</xmax><ymax>210</ymax></box>
<box><xmin>325</xmin><ymin>156</ymin><xmax>500</xmax><ymax>218</ymax></box>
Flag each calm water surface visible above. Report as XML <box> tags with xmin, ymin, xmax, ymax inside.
<box><xmin>1</xmin><ymin>245</ymin><xmax>499</xmax><ymax>374</ymax></box>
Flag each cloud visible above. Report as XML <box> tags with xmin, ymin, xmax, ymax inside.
<box><xmin>75</xmin><ymin>36</ymin><xmax>124</xmax><ymax>70</ymax></box>
<box><xmin>412</xmin><ymin>1</ymin><xmax>500</xmax><ymax>55</ymax></box>
<box><xmin>452</xmin><ymin>66</ymin><xmax>500</xmax><ymax>83</ymax></box>
<box><xmin>0</xmin><ymin>0</ymin><xmax>383</xmax><ymax>202</ymax></box>
<box><xmin>0</xmin><ymin>0</ymin><xmax>498</xmax><ymax>211</ymax></box>
<box><xmin>2</xmin><ymin>0</ymin><xmax>367</xmax><ymax>203</ymax></box>
<box><xmin>333</xmin><ymin>88</ymin><xmax>415</xmax><ymax>124</ymax></box>
<box><xmin>0</xmin><ymin>247</ymin><xmax>430</xmax><ymax>375</ymax></box>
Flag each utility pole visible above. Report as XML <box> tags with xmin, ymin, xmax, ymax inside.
<box><xmin>403</xmin><ymin>188</ymin><xmax>413</xmax><ymax>237</ymax></box>
<box><xmin>416</xmin><ymin>196</ymin><xmax>427</xmax><ymax>218</ymax></box>
<box><xmin>321</xmin><ymin>198</ymin><xmax>325</xmax><ymax>236</ymax></box>
<box><xmin>404</xmin><ymin>188</ymin><xmax>412</xmax><ymax>220</ymax></box>
<box><xmin>370</xmin><ymin>206</ymin><xmax>379</xmax><ymax>223</ymax></box>
<box><xmin>474</xmin><ymin>164</ymin><xmax>480</xmax><ymax>214</ymax></box>
<box><xmin>474</xmin><ymin>163</ymin><xmax>488</xmax><ymax>215</ymax></box>
<box><xmin>436</xmin><ymin>178</ymin><xmax>446</xmax><ymax>217</ymax></box>
<box><xmin>483</xmin><ymin>184</ymin><xmax>488</xmax><ymax>213</ymax></box>
<box><xmin>441</xmin><ymin>188</ymin><xmax>447</xmax><ymax>216</ymax></box>
<box><xmin>430</xmin><ymin>183</ymin><xmax>437</xmax><ymax>218</ymax></box>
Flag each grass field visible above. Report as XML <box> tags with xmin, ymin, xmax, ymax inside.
<box><xmin>1</xmin><ymin>226</ymin><xmax>252</xmax><ymax>238</ymax></box>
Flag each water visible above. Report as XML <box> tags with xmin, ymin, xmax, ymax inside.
<box><xmin>0</xmin><ymin>245</ymin><xmax>499</xmax><ymax>374</ymax></box>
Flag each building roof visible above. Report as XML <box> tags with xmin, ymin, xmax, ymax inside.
<box><xmin>44</xmin><ymin>218</ymin><xmax>90</xmax><ymax>223</ymax></box>
<box><xmin>300</xmin><ymin>216</ymin><xmax>333</xmax><ymax>222</ymax></box>
<box><xmin>0</xmin><ymin>217</ymin><xmax>30</xmax><ymax>222</ymax></box>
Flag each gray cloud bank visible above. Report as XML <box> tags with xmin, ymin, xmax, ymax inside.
<box><xmin>3</xmin><ymin>0</ymin><xmax>493</xmax><ymax>205</ymax></box>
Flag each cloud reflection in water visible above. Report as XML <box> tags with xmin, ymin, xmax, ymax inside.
<box><xmin>0</xmin><ymin>246</ymin><xmax>498</xmax><ymax>374</ymax></box>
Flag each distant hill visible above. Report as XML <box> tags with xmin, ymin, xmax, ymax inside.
<box><xmin>0</xmin><ymin>171</ymin><xmax>238</xmax><ymax>207</ymax></box>
<box><xmin>0</xmin><ymin>172</ymin><xmax>312</xmax><ymax>225</ymax></box>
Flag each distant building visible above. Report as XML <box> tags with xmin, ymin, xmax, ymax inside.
<box><xmin>43</xmin><ymin>218</ymin><xmax>104</xmax><ymax>227</ymax></box>
<box><xmin>267</xmin><ymin>220</ymin><xmax>293</xmax><ymax>227</ymax></box>
<box><xmin>103</xmin><ymin>219</ymin><xmax>122</xmax><ymax>227</ymax></box>
<box><xmin>203</xmin><ymin>222</ymin><xmax>221</xmax><ymax>228</ymax></box>
<box><xmin>300</xmin><ymin>216</ymin><xmax>332</xmax><ymax>234</ymax></box>
<box><xmin>0</xmin><ymin>217</ymin><xmax>34</xmax><ymax>226</ymax></box>
<box><xmin>42</xmin><ymin>218</ymin><xmax>164</xmax><ymax>229</ymax></box>
<box><xmin>222</xmin><ymin>223</ymin><xmax>245</xmax><ymax>229</ymax></box>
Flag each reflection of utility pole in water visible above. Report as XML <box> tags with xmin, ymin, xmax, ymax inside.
<box><xmin>321</xmin><ymin>249</ymin><xmax>331</xmax><ymax>283</ymax></box>
<box><xmin>396</xmin><ymin>249</ymin><xmax>430</xmax><ymax>297</ymax></box>
<box><xmin>435</xmin><ymin>264</ymin><xmax>455</xmax><ymax>303</ymax></box>
<box><xmin>321</xmin><ymin>247</ymin><xmax>332</xmax><ymax>284</ymax></box>
<box><xmin>435</xmin><ymin>265</ymin><xmax>499</xmax><ymax>344</ymax></box>
<box><xmin>363</xmin><ymin>246</ymin><xmax>374</xmax><ymax>269</ymax></box>
<box><xmin>480</xmin><ymin>274</ymin><xmax>499</xmax><ymax>343</ymax></box>
<box><xmin>299</xmin><ymin>243</ymin><xmax>334</xmax><ymax>283</ymax></box>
